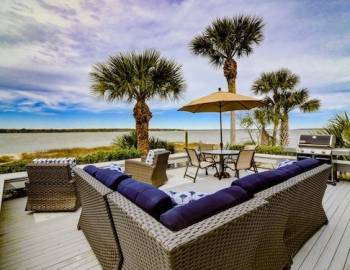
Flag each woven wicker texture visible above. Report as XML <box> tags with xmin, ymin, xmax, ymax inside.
<box><xmin>106</xmin><ymin>164</ymin><xmax>330</xmax><ymax>270</ymax></box>
<box><xmin>25</xmin><ymin>163</ymin><xmax>80</xmax><ymax>212</ymax></box>
<box><xmin>254</xmin><ymin>164</ymin><xmax>330</xmax><ymax>269</ymax></box>
<box><xmin>107</xmin><ymin>191</ymin><xmax>269</xmax><ymax>270</ymax></box>
<box><xmin>125</xmin><ymin>151</ymin><xmax>170</xmax><ymax>187</ymax></box>
<box><xmin>74</xmin><ymin>168</ymin><xmax>122</xmax><ymax>270</ymax></box>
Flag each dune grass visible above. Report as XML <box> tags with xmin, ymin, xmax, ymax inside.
<box><xmin>0</xmin><ymin>146</ymin><xmax>139</xmax><ymax>174</ymax></box>
<box><xmin>0</xmin><ymin>155</ymin><xmax>14</xmax><ymax>163</ymax></box>
<box><xmin>20</xmin><ymin>146</ymin><xmax>115</xmax><ymax>160</ymax></box>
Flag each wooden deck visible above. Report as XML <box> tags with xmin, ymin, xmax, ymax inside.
<box><xmin>1</xmin><ymin>167</ymin><xmax>350</xmax><ymax>270</ymax></box>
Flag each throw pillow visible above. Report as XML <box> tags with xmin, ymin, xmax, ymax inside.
<box><xmin>165</xmin><ymin>191</ymin><xmax>208</xmax><ymax>207</ymax></box>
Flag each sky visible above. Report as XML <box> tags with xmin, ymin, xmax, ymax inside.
<box><xmin>1</xmin><ymin>0</ymin><xmax>350</xmax><ymax>130</ymax></box>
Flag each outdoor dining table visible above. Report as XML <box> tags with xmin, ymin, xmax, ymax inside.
<box><xmin>201</xmin><ymin>149</ymin><xmax>239</xmax><ymax>179</ymax></box>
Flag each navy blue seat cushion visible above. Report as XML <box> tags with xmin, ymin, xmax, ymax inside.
<box><xmin>159</xmin><ymin>186</ymin><xmax>250</xmax><ymax>231</ymax></box>
<box><xmin>83</xmin><ymin>165</ymin><xmax>99</xmax><ymax>176</ymax></box>
<box><xmin>93</xmin><ymin>168</ymin><xmax>130</xmax><ymax>190</ymax></box>
<box><xmin>117</xmin><ymin>178</ymin><xmax>173</xmax><ymax>219</ymax></box>
<box><xmin>231</xmin><ymin>170</ymin><xmax>287</xmax><ymax>196</ymax></box>
<box><xmin>294</xmin><ymin>159</ymin><xmax>321</xmax><ymax>172</ymax></box>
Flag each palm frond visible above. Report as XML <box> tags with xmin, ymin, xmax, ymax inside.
<box><xmin>189</xmin><ymin>15</ymin><xmax>265</xmax><ymax>66</ymax></box>
<box><xmin>90</xmin><ymin>49</ymin><xmax>186</xmax><ymax>103</ymax></box>
<box><xmin>320</xmin><ymin>112</ymin><xmax>350</xmax><ymax>147</ymax></box>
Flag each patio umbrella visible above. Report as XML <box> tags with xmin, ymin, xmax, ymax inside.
<box><xmin>178</xmin><ymin>88</ymin><xmax>264</xmax><ymax>150</ymax></box>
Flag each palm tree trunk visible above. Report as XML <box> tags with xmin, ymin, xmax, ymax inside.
<box><xmin>133</xmin><ymin>100</ymin><xmax>152</xmax><ymax>156</ymax></box>
<box><xmin>223</xmin><ymin>58</ymin><xmax>237</xmax><ymax>144</ymax></box>
<box><xmin>272</xmin><ymin>114</ymin><xmax>279</xmax><ymax>146</ymax></box>
<box><xmin>280</xmin><ymin>114</ymin><xmax>289</xmax><ymax>147</ymax></box>
<box><xmin>260</xmin><ymin>127</ymin><xmax>270</xmax><ymax>145</ymax></box>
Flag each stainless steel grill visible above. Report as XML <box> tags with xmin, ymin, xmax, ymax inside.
<box><xmin>296</xmin><ymin>134</ymin><xmax>336</xmax><ymax>185</ymax></box>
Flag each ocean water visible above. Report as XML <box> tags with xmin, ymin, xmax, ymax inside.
<box><xmin>0</xmin><ymin>129</ymin><xmax>318</xmax><ymax>155</ymax></box>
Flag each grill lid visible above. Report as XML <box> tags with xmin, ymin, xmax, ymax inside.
<box><xmin>298</xmin><ymin>135</ymin><xmax>335</xmax><ymax>148</ymax></box>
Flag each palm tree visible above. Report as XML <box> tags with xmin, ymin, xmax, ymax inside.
<box><xmin>90</xmin><ymin>49</ymin><xmax>186</xmax><ymax>155</ymax></box>
<box><xmin>253</xmin><ymin>107</ymin><xmax>273</xmax><ymax>145</ymax></box>
<box><xmin>239</xmin><ymin>113</ymin><xmax>257</xmax><ymax>145</ymax></box>
<box><xmin>190</xmin><ymin>15</ymin><xmax>265</xmax><ymax>144</ymax></box>
<box><xmin>252</xmin><ymin>69</ymin><xmax>299</xmax><ymax>145</ymax></box>
<box><xmin>279</xmin><ymin>88</ymin><xmax>320</xmax><ymax>146</ymax></box>
<box><xmin>239</xmin><ymin>106</ymin><xmax>272</xmax><ymax>145</ymax></box>
<box><xmin>321</xmin><ymin>112</ymin><xmax>350</xmax><ymax>147</ymax></box>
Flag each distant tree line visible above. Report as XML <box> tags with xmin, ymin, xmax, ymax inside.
<box><xmin>0</xmin><ymin>128</ymin><xmax>184</xmax><ymax>133</ymax></box>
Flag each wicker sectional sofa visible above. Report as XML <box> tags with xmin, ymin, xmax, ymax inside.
<box><xmin>74</xmin><ymin>168</ymin><xmax>122</xmax><ymax>270</ymax></box>
<box><xmin>74</xmin><ymin>162</ymin><xmax>331</xmax><ymax>270</ymax></box>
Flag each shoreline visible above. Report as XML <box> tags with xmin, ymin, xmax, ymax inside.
<box><xmin>0</xmin><ymin>129</ymin><xmax>315</xmax><ymax>156</ymax></box>
<box><xmin>0</xmin><ymin>128</ymin><xmax>321</xmax><ymax>134</ymax></box>
<box><xmin>0</xmin><ymin>128</ymin><xmax>185</xmax><ymax>133</ymax></box>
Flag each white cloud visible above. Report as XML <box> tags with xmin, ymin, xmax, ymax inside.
<box><xmin>1</xmin><ymin>0</ymin><xmax>350</xmax><ymax>114</ymax></box>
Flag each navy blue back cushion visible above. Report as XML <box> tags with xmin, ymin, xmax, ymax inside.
<box><xmin>83</xmin><ymin>165</ymin><xmax>99</xmax><ymax>176</ymax></box>
<box><xmin>94</xmin><ymin>169</ymin><xmax>130</xmax><ymax>190</ymax></box>
<box><xmin>117</xmin><ymin>179</ymin><xmax>173</xmax><ymax>219</ymax></box>
<box><xmin>231</xmin><ymin>160</ymin><xmax>321</xmax><ymax>196</ymax></box>
<box><xmin>276</xmin><ymin>163</ymin><xmax>304</xmax><ymax>179</ymax></box>
<box><xmin>231</xmin><ymin>170</ymin><xmax>286</xmax><ymax>196</ymax></box>
<box><xmin>294</xmin><ymin>159</ymin><xmax>321</xmax><ymax>172</ymax></box>
<box><xmin>160</xmin><ymin>186</ymin><xmax>250</xmax><ymax>231</ymax></box>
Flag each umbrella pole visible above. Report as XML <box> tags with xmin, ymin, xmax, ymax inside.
<box><xmin>220</xmin><ymin>103</ymin><xmax>223</xmax><ymax>150</ymax></box>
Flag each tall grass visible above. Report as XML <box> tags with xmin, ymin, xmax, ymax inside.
<box><xmin>21</xmin><ymin>146</ymin><xmax>114</xmax><ymax>160</ymax></box>
<box><xmin>0</xmin><ymin>155</ymin><xmax>14</xmax><ymax>163</ymax></box>
<box><xmin>0</xmin><ymin>146</ymin><xmax>140</xmax><ymax>174</ymax></box>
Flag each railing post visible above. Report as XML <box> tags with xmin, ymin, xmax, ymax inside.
<box><xmin>185</xmin><ymin>130</ymin><xmax>188</xmax><ymax>149</ymax></box>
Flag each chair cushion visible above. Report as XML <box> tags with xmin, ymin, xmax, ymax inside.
<box><xmin>231</xmin><ymin>170</ymin><xmax>286</xmax><ymax>196</ymax></box>
<box><xmin>160</xmin><ymin>186</ymin><xmax>250</xmax><ymax>231</ymax></box>
<box><xmin>117</xmin><ymin>178</ymin><xmax>173</xmax><ymax>219</ymax></box>
<box><xmin>294</xmin><ymin>159</ymin><xmax>321</xmax><ymax>172</ymax></box>
<box><xmin>145</xmin><ymin>149</ymin><xmax>167</xmax><ymax>165</ymax></box>
<box><xmin>33</xmin><ymin>157</ymin><xmax>77</xmax><ymax>169</ymax></box>
<box><xmin>83</xmin><ymin>165</ymin><xmax>99</xmax><ymax>176</ymax></box>
<box><xmin>94</xmin><ymin>169</ymin><xmax>131</xmax><ymax>190</ymax></box>
<box><xmin>34</xmin><ymin>157</ymin><xmax>77</xmax><ymax>175</ymax></box>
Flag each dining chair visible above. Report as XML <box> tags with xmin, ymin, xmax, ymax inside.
<box><xmin>198</xmin><ymin>143</ymin><xmax>219</xmax><ymax>162</ymax></box>
<box><xmin>226</xmin><ymin>149</ymin><xmax>258</xmax><ymax>178</ymax></box>
<box><xmin>184</xmin><ymin>148</ymin><xmax>218</xmax><ymax>182</ymax></box>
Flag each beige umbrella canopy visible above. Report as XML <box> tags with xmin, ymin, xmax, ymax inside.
<box><xmin>179</xmin><ymin>89</ymin><xmax>263</xmax><ymax>113</ymax></box>
<box><xmin>179</xmin><ymin>88</ymin><xmax>264</xmax><ymax>149</ymax></box>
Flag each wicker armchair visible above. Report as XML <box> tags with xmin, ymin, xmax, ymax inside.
<box><xmin>25</xmin><ymin>163</ymin><xmax>80</xmax><ymax>212</ymax></box>
<box><xmin>125</xmin><ymin>151</ymin><xmax>170</xmax><ymax>187</ymax></box>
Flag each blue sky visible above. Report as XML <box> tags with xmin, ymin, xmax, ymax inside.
<box><xmin>1</xmin><ymin>0</ymin><xmax>350</xmax><ymax>129</ymax></box>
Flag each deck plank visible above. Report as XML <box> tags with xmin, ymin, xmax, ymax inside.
<box><xmin>313</xmin><ymin>188</ymin><xmax>350</xmax><ymax>270</ymax></box>
<box><xmin>1</xmin><ymin>168</ymin><xmax>350</xmax><ymax>270</ymax></box>
<box><xmin>344</xmin><ymin>249</ymin><xmax>350</xmax><ymax>270</ymax></box>
<box><xmin>293</xmin><ymin>182</ymin><xmax>350</xmax><ymax>270</ymax></box>
<box><xmin>328</xmin><ymin>215</ymin><xmax>350</xmax><ymax>270</ymax></box>
<box><xmin>292</xmin><ymin>182</ymin><xmax>350</xmax><ymax>269</ymax></box>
